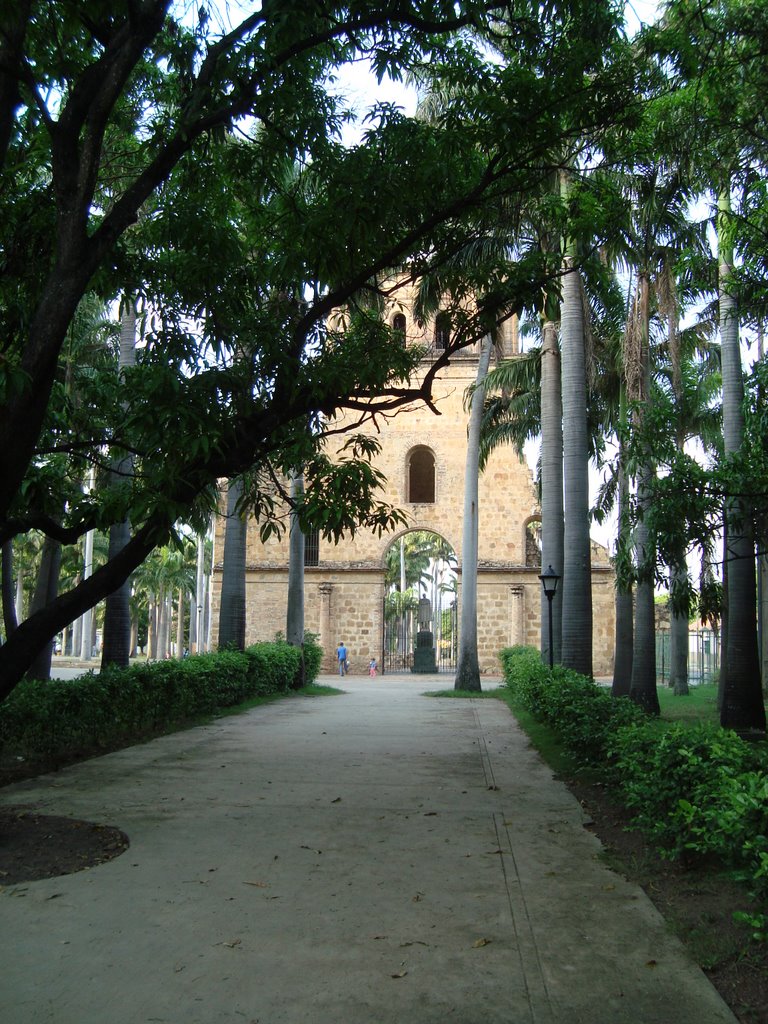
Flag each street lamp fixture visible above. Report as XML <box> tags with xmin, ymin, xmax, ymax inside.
<box><xmin>538</xmin><ymin>564</ymin><xmax>561</xmax><ymax>669</ymax></box>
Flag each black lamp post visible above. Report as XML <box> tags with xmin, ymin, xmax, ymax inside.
<box><xmin>539</xmin><ymin>564</ymin><xmax>561</xmax><ymax>669</ymax></box>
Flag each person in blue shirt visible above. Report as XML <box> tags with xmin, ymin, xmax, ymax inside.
<box><xmin>336</xmin><ymin>642</ymin><xmax>348</xmax><ymax>676</ymax></box>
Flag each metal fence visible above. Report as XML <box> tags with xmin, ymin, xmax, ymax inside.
<box><xmin>655</xmin><ymin>628</ymin><xmax>721</xmax><ymax>686</ymax></box>
<box><xmin>381</xmin><ymin>601</ymin><xmax>457</xmax><ymax>674</ymax></box>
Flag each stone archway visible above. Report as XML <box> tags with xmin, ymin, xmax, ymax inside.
<box><xmin>382</xmin><ymin>529</ymin><xmax>457</xmax><ymax>673</ymax></box>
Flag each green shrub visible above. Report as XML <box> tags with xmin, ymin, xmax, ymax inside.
<box><xmin>500</xmin><ymin>645</ymin><xmax>643</xmax><ymax>764</ymax></box>
<box><xmin>0</xmin><ymin>641</ymin><xmax>307</xmax><ymax>765</ymax></box>
<box><xmin>499</xmin><ymin>645</ymin><xmax>768</xmax><ymax>917</ymax></box>
<box><xmin>302</xmin><ymin>634</ymin><xmax>323</xmax><ymax>682</ymax></box>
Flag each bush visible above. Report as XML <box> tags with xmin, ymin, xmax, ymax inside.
<box><xmin>0</xmin><ymin>641</ymin><xmax>314</xmax><ymax>765</ymax></box>
<box><xmin>499</xmin><ymin>645</ymin><xmax>768</xmax><ymax>914</ymax></box>
<box><xmin>500</xmin><ymin>645</ymin><xmax>643</xmax><ymax>763</ymax></box>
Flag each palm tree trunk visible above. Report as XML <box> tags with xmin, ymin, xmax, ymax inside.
<box><xmin>560</xmin><ymin>247</ymin><xmax>593</xmax><ymax>677</ymax></box>
<box><xmin>14</xmin><ymin>561</ymin><xmax>24</xmax><ymax>624</ymax></box>
<box><xmin>176</xmin><ymin>588</ymin><xmax>185</xmax><ymax>658</ymax></box>
<box><xmin>101</xmin><ymin>300</ymin><xmax>137</xmax><ymax>669</ymax></box>
<box><xmin>669</xmin><ymin>564</ymin><xmax>690</xmax><ymax>695</ymax></box>
<box><xmin>79</xmin><ymin>523</ymin><xmax>95</xmax><ymax>661</ymax></box>
<box><xmin>286</xmin><ymin>470</ymin><xmax>306</xmax><ymax>688</ymax></box>
<box><xmin>454</xmin><ymin>335</ymin><xmax>493</xmax><ymax>691</ymax></box>
<box><xmin>2</xmin><ymin>541</ymin><xmax>18</xmax><ymax>638</ymax></box>
<box><xmin>628</xmin><ymin>274</ymin><xmax>659</xmax><ymax>713</ymax></box>
<box><xmin>612</xmin><ymin>436</ymin><xmax>633</xmax><ymax>696</ymax></box>
<box><xmin>758</xmin><ymin>323</ymin><xmax>768</xmax><ymax>694</ymax></box>
<box><xmin>668</xmin><ymin>300</ymin><xmax>689</xmax><ymax>697</ymax></box>
<box><xmin>218</xmin><ymin>478</ymin><xmax>247</xmax><ymax>650</ymax></box>
<box><xmin>25</xmin><ymin>536</ymin><xmax>62</xmax><ymax>680</ymax></box>
<box><xmin>718</xmin><ymin>189</ymin><xmax>765</xmax><ymax>734</ymax></box>
<box><xmin>148</xmin><ymin>595</ymin><xmax>158</xmax><ymax>660</ymax></box>
<box><xmin>157</xmin><ymin>588</ymin><xmax>169</xmax><ymax>659</ymax></box>
<box><xmin>540</xmin><ymin>315</ymin><xmax>564</xmax><ymax>665</ymax></box>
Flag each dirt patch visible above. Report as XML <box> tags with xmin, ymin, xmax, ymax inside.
<box><xmin>567</xmin><ymin>776</ymin><xmax>768</xmax><ymax>1024</ymax></box>
<box><xmin>0</xmin><ymin>806</ymin><xmax>129</xmax><ymax>884</ymax></box>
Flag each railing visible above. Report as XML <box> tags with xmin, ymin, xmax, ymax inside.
<box><xmin>655</xmin><ymin>628</ymin><xmax>721</xmax><ymax>686</ymax></box>
<box><xmin>381</xmin><ymin>601</ymin><xmax>457</xmax><ymax>674</ymax></box>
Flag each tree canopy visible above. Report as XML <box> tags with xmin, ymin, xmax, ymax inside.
<box><xmin>0</xmin><ymin>0</ymin><xmax>642</xmax><ymax>697</ymax></box>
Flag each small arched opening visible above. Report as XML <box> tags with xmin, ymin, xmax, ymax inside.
<box><xmin>434</xmin><ymin>310</ymin><xmax>451</xmax><ymax>350</ymax></box>
<box><xmin>407</xmin><ymin>445</ymin><xmax>436</xmax><ymax>503</ymax></box>
<box><xmin>524</xmin><ymin>516</ymin><xmax>542</xmax><ymax>568</ymax></box>
<box><xmin>392</xmin><ymin>312</ymin><xmax>406</xmax><ymax>345</ymax></box>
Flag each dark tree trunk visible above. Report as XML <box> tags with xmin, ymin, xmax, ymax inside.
<box><xmin>25</xmin><ymin>536</ymin><xmax>62</xmax><ymax>680</ymax></box>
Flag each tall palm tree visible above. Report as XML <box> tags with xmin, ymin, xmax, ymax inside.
<box><xmin>102</xmin><ymin>298</ymin><xmax>137</xmax><ymax>668</ymax></box>
<box><xmin>717</xmin><ymin>187</ymin><xmax>766</xmax><ymax>734</ymax></box>
<box><xmin>605</xmin><ymin>154</ymin><xmax>703</xmax><ymax>711</ymax></box>
<box><xmin>560</xmin><ymin>171</ymin><xmax>593</xmax><ymax>678</ymax></box>
<box><xmin>24</xmin><ymin>535</ymin><xmax>62</xmax><ymax>680</ymax></box>
<box><xmin>539</xmin><ymin>301</ymin><xmax>565</xmax><ymax>666</ymax></box>
<box><xmin>626</xmin><ymin>269</ymin><xmax>659</xmax><ymax>712</ymax></box>
<box><xmin>218</xmin><ymin>477</ymin><xmax>247</xmax><ymax>650</ymax></box>
<box><xmin>455</xmin><ymin>334</ymin><xmax>493</xmax><ymax>691</ymax></box>
<box><xmin>286</xmin><ymin>470</ymin><xmax>306</xmax><ymax>688</ymax></box>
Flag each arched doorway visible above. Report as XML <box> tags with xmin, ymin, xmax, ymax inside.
<box><xmin>382</xmin><ymin>530</ymin><xmax>457</xmax><ymax>673</ymax></box>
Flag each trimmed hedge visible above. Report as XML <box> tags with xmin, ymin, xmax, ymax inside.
<box><xmin>500</xmin><ymin>645</ymin><xmax>768</xmax><ymax>928</ymax></box>
<box><xmin>0</xmin><ymin>639</ymin><xmax>322</xmax><ymax>764</ymax></box>
<box><xmin>498</xmin><ymin>645</ymin><xmax>645</xmax><ymax>763</ymax></box>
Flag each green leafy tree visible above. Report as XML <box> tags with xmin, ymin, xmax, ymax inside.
<box><xmin>0</xmin><ymin>1</ymin><xmax>640</xmax><ymax>701</ymax></box>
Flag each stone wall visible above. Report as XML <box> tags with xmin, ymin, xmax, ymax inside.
<box><xmin>210</xmin><ymin>288</ymin><xmax>616</xmax><ymax>678</ymax></box>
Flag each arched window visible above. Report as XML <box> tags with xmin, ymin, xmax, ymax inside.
<box><xmin>408</xmin><ymin>446</ymin><xmax>436</xmax><ymax>503</ymax></box>
<box><xmin>392</xmin><ymin>312</ymin><xmax>406</xmax><ymax>346</ymax></box>
<box><xmin>434</xmin><ymin>311</ymin><xmax>451</xmax><ymax>350</ymax></box>
<box><xmin>524</xmin><ymin>517</ymin><xmax>542</xmax><ymax>567</ymax></box>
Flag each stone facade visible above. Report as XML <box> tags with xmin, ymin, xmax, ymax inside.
<box><xmin>211</xmin><ymin>292</ymin><xmax>616</xmax><ymax>676</ymax></box>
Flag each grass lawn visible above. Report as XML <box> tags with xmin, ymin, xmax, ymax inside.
<box><xmin>657</xmin><ymin>682</ymin><xmax>722</xmax><ymax>723</ymax></box>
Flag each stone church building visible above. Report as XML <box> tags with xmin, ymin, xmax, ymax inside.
<box><xmin>211</xmin><ymin>292</ymin><xmax>616</xmax><ymax>677</ymax></box>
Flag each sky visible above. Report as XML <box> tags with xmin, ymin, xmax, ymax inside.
<box><xmin>330</xmin><ymin>5</ymin><xmax>661</xmax><ymax>554</ymax></box>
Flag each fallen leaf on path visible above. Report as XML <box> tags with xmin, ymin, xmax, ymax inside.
<box><xmin>473</xmin><ymin>938</ymin><xmax>492</xmax><ymax>948</ymax></box>
<box><xmin>222</xmin><ymin>939</ymin><xmax>241</xmax><ymax>949</ymax></box>
<box><xmin>243</xmin><ymin>881</ymin><xmax>268</xmax><ymax>888</ymax></box>
<box><xmin>390</xmin><ymin>970</ymin><xmax>408</xmax><ymax>978</ymax></box>
<box><xmin>331</xmin><ymin>797</ymin><xmax>342</xmax><ymax>803</ymax></box>
<box><xmin>645</xmin><ymin>960</ymin><xmax>657</xmax><ymax>968</ymax></box>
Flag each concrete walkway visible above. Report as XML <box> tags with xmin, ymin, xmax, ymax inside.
<box><xmin>1</xmin><ymin>674</ymin><xmax>736</xmax><ymax>1024</ymax></box>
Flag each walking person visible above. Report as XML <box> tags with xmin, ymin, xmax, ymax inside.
<box><xmin>336</xmin><ymin>641</ymin><xmax>348</xmax><ymax>676</ymax></box>
<box><xmin>368</xmin><ymin>658</ymin><xmax>377</xmax><ymax>678</ymax></box>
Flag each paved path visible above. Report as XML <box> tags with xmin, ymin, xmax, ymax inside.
<box><xmin>1</xmin><ymin>674</ymin><xmax>736</xmax><ymax>1024</ymax></box>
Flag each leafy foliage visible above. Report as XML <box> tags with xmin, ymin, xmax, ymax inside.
<box><xmin>0</xmin><ymin>638</ymin><xmax>322</xmax><ymax>764</ymax></box>
<box><xmin>0</xmin><ymin>1</ymin><xmax>643</xmax><ymax>696</ymax></box>
<box><xmin>500</xmin><ymin>645</ymin><xmax>768</xmax><ymax>931</ymax></box>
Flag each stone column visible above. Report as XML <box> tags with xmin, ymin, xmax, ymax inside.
<box><xmin>319</xmin><ymin>582</ymin><xmax>333</xmax><ymax>671</ymax></box>
<box><xmin>508</xmin><ymin>586</ymin><xmax>524</xmax><ymax>647</ymax></box>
